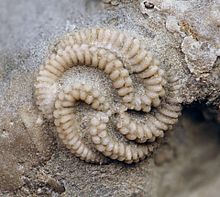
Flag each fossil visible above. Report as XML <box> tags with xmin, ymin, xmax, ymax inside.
<box><xmin>35</xmin><ymin>28</ymin><xmax>182</xmax><ymax>164</ymax></box>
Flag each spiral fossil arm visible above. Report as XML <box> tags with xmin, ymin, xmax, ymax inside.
<box><xmin>35</xmin><ymin>28</ymin><xmax>183</xmax><ymax>164</ymax></box>
<box><xmin>53</xmin><ymin>84</ymin><xmax>108</xmax><ymax>163</ymax></box>
<box><xmin>116</xmin><ymin>78</ymin><xmax>182</xmax><ymax>143</ymax></box>
<box><xmin>36</xmin><ymin>44</ymin><xmax>135</xmax><ymax>118</ymax></box>
<box><xmin>90</xmin><ymin>113</ymin><xmax>155</xmax><ymax>163</ymax></box>
<box><xmin>55</xmin><ymin>28</ymin><xmax>166</xmax><ymax>112</ymax></box>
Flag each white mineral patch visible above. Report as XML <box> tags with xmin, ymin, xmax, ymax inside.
<box><xmin>210</xmin><ymin>4</ymin><xmax>220</xmax><ymax>26</ymax></box>
<box><xmin>160</xmin><ymin>0</ymin><xmax>191</xmax><ymax>14</ymax></box>
<box><xmin>65</xmin><ymin>20</ymin><xmax>76</xmax><ymax>32</ymax></box>
<box><xmin>0</xmin><ymin>130</ymin><xmax>9</xmax><ymax>139</ymax></box>
<box><xmin>216</xmin><ymin>48</ymin><xmax>220</xmax><ymax>56</ymax></box>
<box><xmin>181</xmin><ymin>36</ymin><xmax>217</xmax><ymax>75</ymax></box>
<box><xmin>165</xmin><ymin>16</ymin><xmax>181</xmax><ymax>34</ymax></box>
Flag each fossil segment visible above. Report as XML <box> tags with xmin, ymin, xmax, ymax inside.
<box><xmin>35</xmin><ymin>28</ymin><xmax>182</xmax><ymax>164</ymax></box>
<box><xmin>53</xmin><ymin>84</ymin><xmax>108</xmax><ymax>163</ymax></box>
<box><xmin>36</xmin><ymin>44</ymin><xmax>134</xmax><ymax>119</ymax></box>
<box><xmin>90</xmin><ymin>113</ymin><xmax>155</xmax><ymax>164</ymax></box>
<box><xmin>55</xmin><ymin>28</ymin><xmax>166</xmax><ymax>112</ymax></box>
<box><xmin>116</xmin><ymin>77</ymin><xmax>182</xmax><ymax>143</ymax></box>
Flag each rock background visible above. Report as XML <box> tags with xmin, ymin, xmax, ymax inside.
<box><xmin>0</xmin><ymin>0</ymin><xmax>219</xmax><ymax>196</ymax></box>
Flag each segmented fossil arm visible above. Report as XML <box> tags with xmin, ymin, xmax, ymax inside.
<box><xmin>35</xmin><ymin>44</ymin><xmax>134</xmax><ymax>119</ymax></box>
<box><xmin>116</xmin><ymin>77</ymin><xmax>182</xmax><ymax>143</ymax></box>
<box><xmin>35</xmin><ymin>28</ymin><xmax>183</xmax><ymax>164</ymax></box>
<box><xmin>53</xmin><ymin>84</ymin><xmax>108</xmax><ymax>163</ymax></box>
<box><xmin>54</xmin><ymin>28</ymin><xmax>166</xmax><ymax>112</ymax></box>
<box><xmin>90</xmin><ymin>113</ymin><xmax>155</xmax><ymax>164</ymax></box>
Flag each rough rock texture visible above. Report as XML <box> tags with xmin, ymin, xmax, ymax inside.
<box><xmin>139</xmin><ymin>0</ymin><xmax>220</xmax><ymax>105</ymax></box>
<box><xmin>0</xmin><ymin>0</ymin><xmax>219</xmax><ymax>196</ymax></box>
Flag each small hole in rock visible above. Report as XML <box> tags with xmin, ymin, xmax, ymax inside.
<box><xmin>144</xmin><ymin>1</ymin><xmax>154</xmax><ymax>9</ymax></box>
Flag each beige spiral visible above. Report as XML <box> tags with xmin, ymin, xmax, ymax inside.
<box><xmin>35</xmin><ymin>28</ymin><xmax>182</xmax><ymax>164</ymax></box>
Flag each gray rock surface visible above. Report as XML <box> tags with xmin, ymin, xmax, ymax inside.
<box><xmin>0</xmin><ymin>0</ymin><xmax>219</xmax><ymax>196</ymax></box>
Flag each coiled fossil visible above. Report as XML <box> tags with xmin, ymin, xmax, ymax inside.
<box><xmin>35</xmin><ymin>28</ymin><xmax>182</xmax><ymax>164</ymax></box>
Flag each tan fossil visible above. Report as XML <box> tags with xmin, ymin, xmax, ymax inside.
<box><xmin>35</xmin><ymin>28</ymin><xmax>182</xmax><ymax>164</ymax></box>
